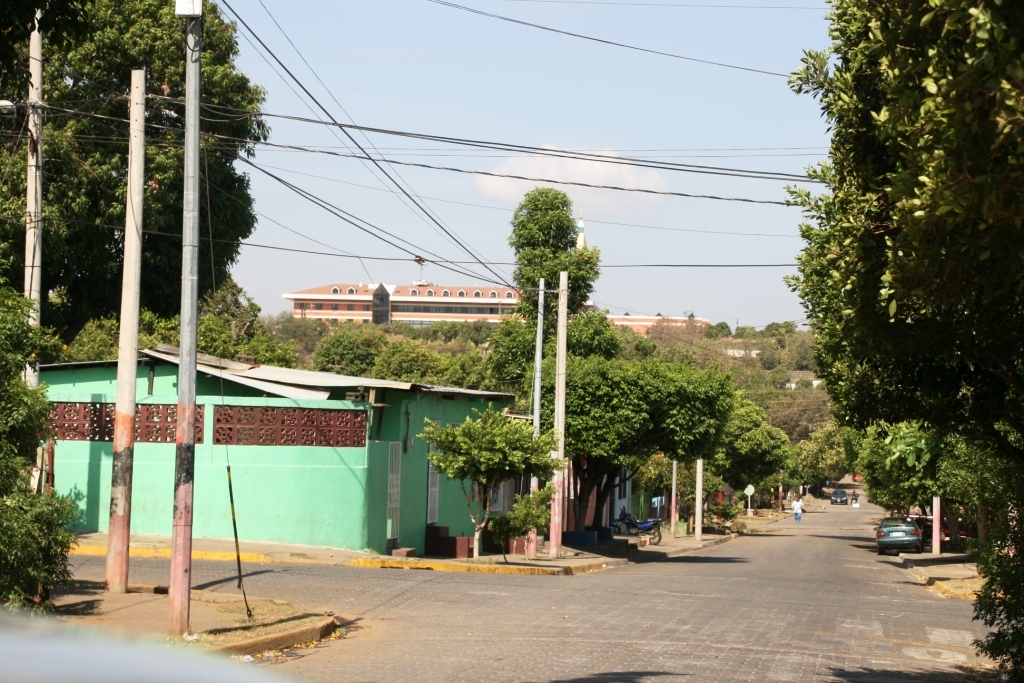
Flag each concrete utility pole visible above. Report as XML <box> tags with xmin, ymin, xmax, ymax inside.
<box><xmin>549</xmin><ymin>271</ymin><xmax>568</xmax><ymax>559</ymax></box>
<box><xmin>106</xmin><ymin>69</ymin><xmax>146</xmax><ymax>595</ymax></box>
<box><xmin>526</xmin><ymin>278</ymin><xmax>545</xmax><ymax>559</ymax></box>
<box><xmin>694</xmin><ymin>458</ymin><xmax>704</xmax><ymax>543</ymax></box>
<box><xmin>532</xmin><ymin>277</ymin><xmax>545</xmax><ymax>437</ymax></box>
<box><xmin>932</xmin><ymin>495</ymin><xmax>941</xmax><ymax>555</ymax></box>
<box><xmin>670</xmin><ymin>459</ymin><xmax>678</xmax><ymax>537</ymax></box>
<box><xmin>169</xmin><ymin>0</ymin><xmax>202</xmax><ymax>637</ymax></box>
<box><xmin>23</xmin><ymin>12</ymin><xmax>43</xmax><ymax>387</ymax></box>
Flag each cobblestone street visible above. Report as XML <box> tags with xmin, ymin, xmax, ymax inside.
<box><xmin>72</xmin><ymin>500</ymin><xmax>990</xmax><ymax>682</ymax></box>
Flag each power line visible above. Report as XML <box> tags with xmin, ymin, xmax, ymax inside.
<box><xmin>243</xmin><ymin>162</ymin><xmax>802</xmax><ymax>237</ymax></box>
<box><xmin>212</xmin><ymin>136</ymin><xmax>792</xmax><ymax>205</ymax></box>
<box><xmin>218</xmin><ymin>0</ymin><xmax>515</xmax><ymax>289</ymax></box>
<box><xmin>426</xmin><ymin>0</ymin><xmax>789</xmax><ymax>77</ymax></box>
<box><xmin>201</xmin><ymin>102</ymin><xmax>818</xmax><ymax>183</ymax></box>
<box><xmin>494</xmin><ymin>0</ymin><xmax>828</xmax><ymax>8</ymax></box>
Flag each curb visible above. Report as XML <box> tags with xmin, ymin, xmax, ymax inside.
<box><xmin>631</xmin><ymin>532</ymin><xmax>739</xmax><ymax>563</ymax></box>
<box><xmin>73</xmin><ymin>544</ymin><xmax>272</xmax><ymax>564</ymax></box>
<box><xmin>348</xmin><ymin>557</ymin><xmax>602</xmax><ymax>575</ymax></box>
<box><xmin>209</xmin><ymin>617</ymin><xmax>339</xmax><ymax>656</ymax></box>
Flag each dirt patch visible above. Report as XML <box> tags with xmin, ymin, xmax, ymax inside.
<box><xmin>182</xmin><ymin>597</ymin><xmax>327</xmax><ymax>649</ymax></box>
<box><xmin>931</xmin><ymin>577</ymin><xmax>984</xmax><ymax>600</ymax></box>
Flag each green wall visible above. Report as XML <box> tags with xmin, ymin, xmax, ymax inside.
<box><xmin>49</xmin><ymin>390</ymin><xmax>372</xmax><ymax>550</ymax></box>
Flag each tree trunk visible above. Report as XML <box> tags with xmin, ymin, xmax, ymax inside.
<box><xmin>977</xmin><ymin>502</ymin><xmax>989</xmax><ymax>542</ymax></box>
<box><xmin>474</xmin><ymin>526</ymin><xmax>483</xmax><ymax>559</ymax></box>
<box><xmin>591</xmin><ymin>472</ymin><xmax>616</xmax><ymax>529</ymax></box>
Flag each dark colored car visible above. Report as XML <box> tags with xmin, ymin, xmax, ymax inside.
<box><xmin>830</xmin><ymin>490</ymin><xmax>848</xmax><ymax>505</ymax></box>
<box><xmin>876</xmin><ymin>516</ymin><xmax>923</xmax><ymax>554</ymax></box>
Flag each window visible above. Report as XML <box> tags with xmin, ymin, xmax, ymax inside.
<box><xmin>347</xmin><ymin>303</ymin><xmax>354</xmax><ymax>311</ymax></box>
<box><xmin>347</xmin><ymin>287</ymin><xmax>356</xmax><ymax>294</ymax></box>
<box><xmin>298</xmin><ymin>302</ymin><xmax>307</xmax><ymax>310</ymax></box>
<box><xmin>442</xmin><ymin>290</ymin><xmax>450</xmax><ymax>297</ymax></box>
<box><xmin>474</xmin><ymin>291</ymin><xmax>482</xmax><ymax>298</ymax></box>
<box><xmin>505</xmin><ymin>292</ymin><xmax>514</xmax><ymax>298</ymax></box>
<box><xmin>331</xmin><ymin>303</ymin><xmax>339</xmax><ymax>311</ymax></box>
<box><xmin>457</xmin><ymin>290</ymin><xmax>466</xmax><ymax>297</ymax></box>
<box><xmin>426</xmin><ymin>289</ymin><xmax>435</xmax><ymax>296</ymax></box>
<box><xmin>410</xmin><ymin>289</ymin><xmax>418</xmax><ymax>296</ymax></box>
<box><xmin>489</xmin><ymin>291</ymin><xmax>497</xmax><ymax>298</ymax></box>
<box><xmin>331</xmin><ymin>287</ymin><xmax>339</xmax><ymax>294</ymax></box>
<box><xmin>363</xmin><ymin>304</ymin><xmax>371</xmax><ymax>311</ymax></box>
<box><xmin>314</xmin><ymin>303</ymin><xmax>323</xmax><ymax>311</ymax></box>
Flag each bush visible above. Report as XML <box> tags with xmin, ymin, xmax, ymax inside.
<box><xmin>488</xmin><ymin>484</ymin><xmax>555</xmax><ymax>562</ymax></box>
<box><xmin>0</xmin><ymin>490</ymin><xmax>79</xmax><ymax>610</ymax></box>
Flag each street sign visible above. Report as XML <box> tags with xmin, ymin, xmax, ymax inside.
<box><xmin>744</xmin><ymin>485</ymin><xmax>755</xmax><ymax>497</ymax></box>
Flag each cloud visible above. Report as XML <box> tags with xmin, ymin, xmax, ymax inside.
<box><xmin>471</xmin><ymin>147</ymin><xmax>668</xmax><ymax>219</ymax></box>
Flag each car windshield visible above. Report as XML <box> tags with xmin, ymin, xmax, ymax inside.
<box><xmin>880</xmin><ymin>518</ymin><xmax>914</xmax><ymax>527</ymax></box>
<box><xmin>833</xmin><ymin>491</ymin><xmax>846</xmax><ymax>497</ymax></box>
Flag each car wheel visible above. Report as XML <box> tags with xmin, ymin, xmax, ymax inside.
<box><xmin>915</xmin><ymin>544</ymin><xmax>923</xmax><ymax>554</ymax></box>
<box><xmin>877</xmin><ymin>547</ymin><xmax>885</xmax><ymax>555</ymax></box>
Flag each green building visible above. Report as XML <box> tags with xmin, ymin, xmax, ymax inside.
<box><xmin>41</xmin><ymin>346</ymin><xmax>514</xmax><ymax>555</ymax></box>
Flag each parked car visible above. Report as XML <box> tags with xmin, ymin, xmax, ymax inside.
<box><xmin>830</xmin><ymin>490</ymin><xmax>848</xmax><ymax>505</ymax></box>
<box><xmin>875</xmin><ymin>516</ymin><xmax>923</xmax><ymax>554</ymax></box>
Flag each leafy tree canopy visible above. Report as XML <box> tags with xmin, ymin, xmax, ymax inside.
<box><xmin>709</xmin><ymin>395</ymin><xmax>791</xmax><ymax>491</ymax></box>
<box><xmin>312</xmin><ymin>323</ymin><xmax>389</xmax><ymax>377</ymax></box>
<box><xmin>0</xmin><ymin>1</ymin><xmax>88</xmax><ymax>94</ymax></box>
<box><xmin>0</xmin><ymin>0</ymin><xmax>267</xmax><ymax>340</ymax></box>
<box><xmin>508</xmin><ymin>188</ymin><xmax>600</xmax><ymax>323</ymax></box>
<box><xmin>420</xmin><ymin>408</ymin><xmax>558</xmax><ymax>556</ymax></box>
<box><xmin>788</xmin><ymin>0</ymin><xmax>1024</xmax><ymax>463</ymax></box>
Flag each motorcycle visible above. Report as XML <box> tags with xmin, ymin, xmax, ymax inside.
<box><xmin>612</xmin><ymin>507</ymin><xmax>663</xmax><ymax>545</ymax></box>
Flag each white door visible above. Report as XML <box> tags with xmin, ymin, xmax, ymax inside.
<box><xmin>387</xmin><ymin>442</ymin><xmax>401</xmax><ymax>540</ymax></box>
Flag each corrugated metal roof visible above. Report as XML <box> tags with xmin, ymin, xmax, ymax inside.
<box><xmin>143</xmin><ymin>349</ymin><xmax>330</xmax><ymax>400</ymax></box>
<box><xmin>140</xmin><ymin>347</ymin><xmax>514</xmax><ymax>400</ymax></box>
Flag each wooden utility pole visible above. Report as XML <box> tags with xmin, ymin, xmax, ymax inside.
<box><xmin>169</xmin><ymin>0</ymin><xmax>202</xmax><ymax>637</ymax></box>
<box><xmin>106</xmin><ymin>69</ymin><xmax>146</xmax><ymax>594</ymax></box>
<box><xmin>23</xmin><ymin>11</ymin><xmax>42</xmax><ymax>387</ymax></box>
<box><xmin>694</xmin><ymin>458</ymin><xmax>704</xmax><ymax>543</ymax></box>
<box><xmin>549</xmin><ymin>271</ymin><xmax>568</xmax><ymax>558</ymax></box>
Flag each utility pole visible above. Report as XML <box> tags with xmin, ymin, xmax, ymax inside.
<box><xmin>169</xmin><ymin>0</ymin><xmax>202</xmax><ymax>637</ymax></box>
<box><xmin>670</xmin><ymin>459</ymin><xmax>678</xmax><ymax>538</ymax></box>
<box><xmin>932</xmin><ymin>495</ymin><xmax>941</xmax><ymax>555</ymax></box>
<box><xmin>23</xmin><ymin>11</ymin><xmax>42</xmax><ymax>387</ymax></box>
<box><xmin>526</xmin><ymin>278</ymin><xmax>545</xmax><ymax>559</ymax></box>
<box><xmin>549</xmin><ymin>271</ymin><xmax>568</xmax><ymax>558</ymax></box>
<box><xmin>106</xmin><ymin>69</ymin><xmax>146</xmax><ymax>595</ymax></box>
<box><xmin>694</xmin><ymin>458</ymin><xmax>704</xmax><ymax>543</ymax></box>
<box><xmin>532</xmin><ymin>277</ymin><xmax>545</xmax><ymax>437</ymax></box>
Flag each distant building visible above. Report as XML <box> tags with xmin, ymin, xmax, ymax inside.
<box><xmin>785</xmin><ymin>370</ymin><xmax>822</xmax><ymax>390</ymax></box>
<box><xmin>282</xmin><ymin>218</ymin><xmax>709</xmax><ymax>332</ymax></box>
<box><xmin>283</xmin><ymin>281</ymin><xmax>520</xmax><ymax>328</ymax></box>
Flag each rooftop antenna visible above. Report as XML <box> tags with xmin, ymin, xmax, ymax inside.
<box><xmin>413</xmin><ymin>255</ymin><xmax>427</xmax><ymax>283</ymax></box>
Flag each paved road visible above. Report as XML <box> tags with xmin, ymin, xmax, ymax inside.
<box><xmin>72</xmin><ymin>499</ymin><xmax>991</xmax><ymax>682</ymax></box>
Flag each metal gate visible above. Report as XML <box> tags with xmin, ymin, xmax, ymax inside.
<box><xmin>387</xmin><ymin>442</ymin><xmax>401</xmax><ymax>540</ymax></box>
<box><xmin>426</xmin><ymin>460</ymin><xmax>439</xmax><ymax>524</ymax></box>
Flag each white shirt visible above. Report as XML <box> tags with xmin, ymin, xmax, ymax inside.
<box><xmin>792</xmin><ymin>500</ymin><xmax>804</xmax><ymax>514</ymax></box>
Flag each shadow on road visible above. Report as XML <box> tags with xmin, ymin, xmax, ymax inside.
<box><xmin>663</xmin><ymin>556</ymin><xmax>747</xmax><ymax>564</ymax></box>
<box><xmin>193</xmin><ymin>568</ymin><xmax>277</xmax><ymax>591</ymax></box>
<box><xmin>826</xmin><ymin>664</ymin><xmax>996</xmax><ymax>682</ymax></box>
<box><xmin>534</xmin><ymin>672</ymin><xmax>685</xmax><ymax>682</ymax></box>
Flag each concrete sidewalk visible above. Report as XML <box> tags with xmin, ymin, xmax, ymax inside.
<box><xmin>901</xmin><ymin>552</ymin><xmax>979</xmax><ymax>585</ymax></box>
<box><xmin>74</xmin><ymin>524</ymin><xmax>749</xmax><ymax>576</ymax></box>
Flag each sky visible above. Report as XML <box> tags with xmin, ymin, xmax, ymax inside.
<box><xmin>224</xmin><ymin>0</ymin><xmax>833</xmax><ymax>329</ymax></box>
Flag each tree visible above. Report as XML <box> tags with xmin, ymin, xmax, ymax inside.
<box><xmin>487</xmin><ymin>483</ymin><xmax>555</xmax><ymax>562</ymax></box>
<box><xmin>0</xmin><ymin>264</ymin><xmax>76</xmax><ymax>610</ymax></box>
<box><xmin>420</xmin><ymin>408</ymin><xmax>558</xmax><ymax>556</ymax></box>
<box><xmin>854</xmin><ymin>424</ymin><xmax>938</xmax><ymax>515</ymax></box>
<box><xmin>788</xmin><ymin>0</ymin><xmax>1024</xmax><ymax>464</ymax></box>
<box><xmin>508</xmin><ymin>188</ymin><xmax>600</xmax><ymax>323</ymax></box>
<box><xmin>542</xmin><ymin>356</ymin><xmax>734</xmax><ymax>532</ymax></box>
<box><xmin>264</xmin><ymin>312</ymin><xmax>328</xmax><ymax>366</ymax></box>
<box><xmin>705</xmin><ymin>321</ymin><xmax>732</xmax><ymax>339</ymax></box>
<box><xmin>62</xmin><ymin>279</ymin><xmax>297</xmax><ymax>366</ymax></box>
<box><xmin>372</xmin><ymin>340</ymin><xmax>448</xmax><ymax>384</ymax></box>
<box><xmin>709</xmin><ymin>396</ymin><xmax>791</xmax><ymax>492</ymax></box>
<box><xmin>313</xmin><ymin>323</ymin><xmax>389</xmax><ymax>377</ymax></box>
<box><xmin>0</xmin><ymin>0</ymin><xmax>267</xmax><ymax>340</ymax></box>
<box><xmin>796</xmin><ymin>418</ymin><xmax>859</xmax><ymax>486</ymax></box>
<box><xmin>0</xmin><ymin>1</ymin><xmax>87</xmax><ymax>94</ymax></box>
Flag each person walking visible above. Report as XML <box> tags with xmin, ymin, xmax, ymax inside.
<box><xmin>792</xmin><ymin>497</ymin><xmax>804</xmax><ymax>525</ymax></box>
